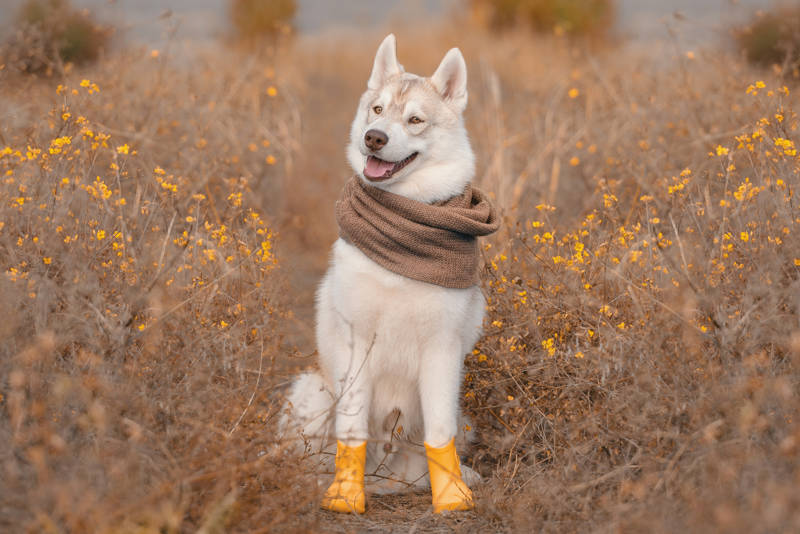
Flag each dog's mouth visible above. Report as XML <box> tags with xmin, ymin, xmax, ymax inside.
<box><xmin>363</xmin><ymin>153</ymin><xmax>418</xmax><ymax>181</ymax></box>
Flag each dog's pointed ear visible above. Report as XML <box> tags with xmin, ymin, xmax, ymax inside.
<box><xmin>368</xmin><ymin>34</ymin><xmax>403</xmax><ymax>90</ymax></box>
<box><xmin>431</xmin><ymin>47</ymin><xmax>468</xmax><ymax>112</ymax></box>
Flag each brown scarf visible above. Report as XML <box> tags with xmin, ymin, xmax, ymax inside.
<box><xmin>335</xmin><ymin>176</ymin><xmax>500</xmax><ymax>289</ymax></box>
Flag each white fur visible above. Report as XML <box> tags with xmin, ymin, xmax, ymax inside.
<box><xmin>280</xmin><ymin>34</ymin><xmax>482</xmax><ymax>494</ymax></box>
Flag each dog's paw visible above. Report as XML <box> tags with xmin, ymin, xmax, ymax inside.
<box><xmin>321</xmin><ymin>478</ymin><xmax>366</xmax><ymax>514</ymax></box>
<box><xmin>460</xmin><ymin>465</ymin><xmax>482</xmax><ymax>487</ymax></box>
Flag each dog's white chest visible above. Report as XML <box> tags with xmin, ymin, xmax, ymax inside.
<box><xmin>319</xmin><ymin>239</ymin><xmax>484</xmax><ymax>379</ymax></box>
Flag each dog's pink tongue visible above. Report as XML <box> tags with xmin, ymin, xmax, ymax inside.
<box><xmin>364</xmin><ymin>156</ymin><xmax>394</xmax><ymax>178</ymax></box>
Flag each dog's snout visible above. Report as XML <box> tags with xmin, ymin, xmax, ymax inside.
<box><xmin>364</xmin><ymin>129</ymin><xmax>388</xmax><ymax>151</ymax></box>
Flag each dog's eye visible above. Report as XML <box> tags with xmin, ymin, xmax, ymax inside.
<box><xmin>408</xmin><ymin>116</ymin><xmax>424</xmax><ymax>125</ymax></box>
<box><xmin>373</xmin><ymin>105</ymin><xmax>382</xmax><ymax>114</ymax></box>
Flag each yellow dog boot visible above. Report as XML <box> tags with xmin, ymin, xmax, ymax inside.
<box><xmin>425</xmin><ymin>438</ymin><xmax>474</xmax><ymax>513</ymax></box>
<box><xmin>321</xmin><ymin>440</ymin><xmax>366</xmax><ymax>513</ymax></box>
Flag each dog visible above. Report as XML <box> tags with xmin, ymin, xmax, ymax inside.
<box><xmin>280</xmin><ymin>34</ymin><xmax>498</xmax><ymax>514</ymax></box>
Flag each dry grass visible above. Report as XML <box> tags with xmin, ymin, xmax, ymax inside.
<box><xmin>2</xmin><ymin>0</ymin><xmax>112</xmax><ymax>75</ymax></box>
<box><xmin>1</xmin><ymin>16</ymin><xmax>799</xmax><ymax>534</ymax></box>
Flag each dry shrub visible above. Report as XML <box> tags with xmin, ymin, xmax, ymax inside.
<box><xmin>460</xmin><ymin>34</ymin><xmax>800</xmax><ymax>531</ymax></box>
<box><xmin>0</xmin><ymin>48</ymin><xmax>319</xmax><ymax>532</ymax></box>
<box><xmin>471</xmin><ymin>0</ymin><xmax>615</xmax><ymax>36</ymax></box>
<box><xmin>1</xmin><ymin>0</ymin><xmax>112</xmax><ymax>75</ymax></box>
<box><xmin>229</xmin><ymin>0</ymin><xmax>296</xmax><ymax>42</ymax></box>
<box><xmin>736</xmin><ymin>5</ymin><xmax>800</xmax><ymax>72</ymax></box>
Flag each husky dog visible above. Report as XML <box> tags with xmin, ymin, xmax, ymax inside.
<box><xmin>281</xmin><ymin>34</ymin><xmax>497</xmax><ymax>514</ymax></box>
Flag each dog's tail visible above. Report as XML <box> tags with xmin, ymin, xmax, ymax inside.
<box><xmin>277</xmin><ymin>371</ymin><xmax>336</xmax><ymax>458</ymax></box>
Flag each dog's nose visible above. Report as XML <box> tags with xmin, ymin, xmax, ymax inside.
<box><xmin>364</xmin><ymin>129</ymin><xmax>388</xmax><ymax>151</ymax></box>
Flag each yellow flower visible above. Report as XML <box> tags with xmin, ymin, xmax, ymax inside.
<box><xmin>96</xmin><ymin>230</ymin><xmax>106</xmax><ymax>240</ymax></box>
<box><xmin>715</xmin><ymin>145</ymin><xmax>729</xmax><ymax>156</ymax></box>
<box><xmin>574</xmin><ymin>351</ymin><xmax>585</xmax><ymax>359</ymax></box>
<box><xmin>774</xmin><ymin>137</ymin><xmax>797</xmax><ymax>156</ymax></box>
<box><xmin>266</xmin><ymin>155</ymin><xmax>276</xmax><ymax>165</ymax></box>
<box><xmin>43</xmin><ymin>257</ymin><xmax>52</xmax><ymax>265</ymax></box>
<box><xmin>740</xmin><ymin>231</ymin><xmax>749</xmax><ymax>242</ymax></box>
<box><xmin>569</xmin><ymin>156</ymin><xmax>580</xmax><ymax>166</ymax></box>
<box><xmin>116</xmin><ymin>144</ymin><xmax>130</xmax><ymax>155</ymax></box>
<box><xmin>568</xmin><ymin>87</ymin><xmax>579</xmax><ymax>99</ymax></box>
<box><xmin>267</xmin><ymin>86</ymin><xmax>278</xmax><ymax>97</ymax></box>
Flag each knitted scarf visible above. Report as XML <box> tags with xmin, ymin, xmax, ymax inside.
<box><xmin>335</xmin><ymin>176</ymin><xmax>500</xmax><ymax>289</ymax></box>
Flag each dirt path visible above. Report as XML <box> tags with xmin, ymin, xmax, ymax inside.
<box><xmin>314</xmin><ymin>492</ymin><xmax>509</xmax><ymax>533</ymax></box>
<box><xmin>272</xmin><ymin>55</ymin><xmax>357</xmax><ymax>357</ymax></box>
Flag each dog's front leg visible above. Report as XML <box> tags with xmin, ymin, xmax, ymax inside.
<box><xmin>320</xmin><ymin>338</ymin><xmax>372</xmax><ymax>514</ymax></box>
<box><xmin>419</xmin><ymin>341</ymin><xmax>475</xmax><ymax>513</ymax></box>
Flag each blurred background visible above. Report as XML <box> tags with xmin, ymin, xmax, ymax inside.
<box><xmin>0</xmin><ymin>0</ymin><xmax>782</xmax><ymax>47</ymax></box>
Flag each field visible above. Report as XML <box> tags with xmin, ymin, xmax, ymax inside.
<box><xmin>1</xmin><ymin>15</ymin><xmax>800</xmax><ymax>534</ymax></box>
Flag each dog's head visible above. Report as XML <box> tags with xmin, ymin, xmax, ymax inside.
<box><xmin>346</xmin><ymin>34</ymin><xmax>475</xmax><ymax>203</ymax></box>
